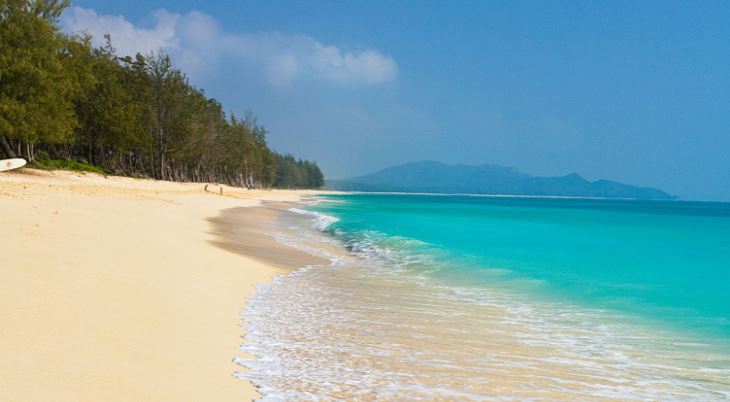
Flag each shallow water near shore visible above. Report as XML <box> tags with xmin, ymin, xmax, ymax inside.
<box><xmin>237</xmin><ymin>194</ymin><xmax>730</xmax><ymax>400</ymax></box>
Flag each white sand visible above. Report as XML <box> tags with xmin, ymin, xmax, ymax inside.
<box><xmin>0</xmin><ymin>169</ymin><xmax>324</xmax><ymax>401</ymax></box>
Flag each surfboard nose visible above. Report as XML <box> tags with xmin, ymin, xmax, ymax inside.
<box><xmin>0</xmin><ymin>158</ymin><xmax>27</xmax><ymax>172</ymax></box>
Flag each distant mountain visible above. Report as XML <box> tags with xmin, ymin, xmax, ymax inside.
<box><xmin>325</xmin><ymin>161</ymin><xmax>676</xmax><ymax>200</ymax></box>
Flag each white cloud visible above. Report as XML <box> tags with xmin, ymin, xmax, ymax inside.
<box><xmin>61</xmin><ymin>6</ymin><xmax>398</xmax><ymax>87</ymax></box>
<box><xmin>62</xmin><ymin>7</ymin><xmax>179</xmax><ymax>56</ymax></box>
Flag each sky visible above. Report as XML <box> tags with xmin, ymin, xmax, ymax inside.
<box><xmin>62</xmin><ymin>1</ymin><xmax>730</xmax><ymax>201</ymax></box>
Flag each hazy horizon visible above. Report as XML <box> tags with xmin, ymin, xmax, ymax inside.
<box><xmin>64</xmin><ymin>1</ymin><xmax>730</xmax><ymax>201</ymax></box>
<box><xmin>325</xmin><ymin>159</ymin><xmax>676</xmax><ymax>194</ymax></box>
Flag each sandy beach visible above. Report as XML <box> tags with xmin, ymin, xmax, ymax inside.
<box><xmin>0</xmin><ymin>169</ymin><xmax>325</xmax><ymax>401</ymax></box>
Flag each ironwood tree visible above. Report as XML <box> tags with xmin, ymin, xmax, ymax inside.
<box><xmin>0</xmin><ymin>0</ymin><xmax>324</xmax><ymax>189</ymax></box>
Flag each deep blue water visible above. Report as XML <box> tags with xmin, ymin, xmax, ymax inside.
<box><xmin>312</xmin><ymin>194</ymin><xmax>730</xmax><ymax>341</ymax></box>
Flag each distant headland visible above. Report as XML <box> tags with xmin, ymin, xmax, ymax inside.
<box><xmin>326</xmin><ymin>161</ymin><xmax>676</xmax><ymax>200</ymax></box>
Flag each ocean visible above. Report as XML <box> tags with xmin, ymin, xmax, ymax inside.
<box><xmin>237</xmin><ymin>194</ymin><xmax>730</xmax><ymax>400</ymax></box>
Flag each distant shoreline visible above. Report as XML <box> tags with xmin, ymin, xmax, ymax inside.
<box><xmin>326</xmin><ymin>161</ymin><xmax>676</xmax><ymax>200</ymax></box>
<box><xmin>330</xmin><ymin>190</ymin><xmax>683</xmax><ymax>201</ymax></box>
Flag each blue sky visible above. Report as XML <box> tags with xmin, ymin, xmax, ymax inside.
<box><xmin>64</xmin><ymin>1</ymin><xmax>730</xmax><ymax>200</ymax></box>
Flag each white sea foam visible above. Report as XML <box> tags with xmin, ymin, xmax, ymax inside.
<box><xmin>287</xmin><ymin>207</ymin><xmax>339</xmax><ymax>231</ymax></box>
<box><xmin>237</xmin><ymin>206</ymin><xmax>730</xmax><ymax>401</ymax></box>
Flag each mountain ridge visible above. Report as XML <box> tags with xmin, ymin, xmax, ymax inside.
<box><xmin>325</xmin><ymin>161</ymin><xmax>676</xmax><ymax>200</ymax></box>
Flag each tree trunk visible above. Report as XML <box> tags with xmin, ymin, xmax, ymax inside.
<box><xmin>160</xmin><ymin>152</ymin><xmax>166</xmax><ymax>180</ymax></box>
<box><xmin>0</xmin><ymin>134</ymin><xmax>17</xmax><ymax>158</ymax></box>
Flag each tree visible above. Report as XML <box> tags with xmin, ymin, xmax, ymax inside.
<box><xmin>1</xmin><ymin>0</ymin><xmax>325</xmax><ymax>189</ymax></box>
<box><xmin>0</xmin><ymin>0</ymin><xmax>76</xmax><ymax>159</ymax></box>
<box><xmin>71</xmin><ymin>35</ymin><xmax>141</xmax><ymax>167</ymax></box>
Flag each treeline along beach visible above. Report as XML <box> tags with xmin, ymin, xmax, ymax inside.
<box><xmin>0</xmin><ymin>0</ymin><xmax>323</xmax><ymax>189</ymax></box>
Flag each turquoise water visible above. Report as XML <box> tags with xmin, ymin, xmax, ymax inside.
<box><xmin>312</xmin><ymin>194</ymin><xmax>730</xmax><ymax>342</ymax></box>
<box><xmin>238</xmin><ymin>194</ymin><xmax>730</xmax><ymax>400</ymax></box>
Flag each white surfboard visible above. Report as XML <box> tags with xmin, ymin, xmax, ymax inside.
<box><xmin>0</xmin><ymin>158</ymin><xmax>27</xmax><ymax>172</ymax></box>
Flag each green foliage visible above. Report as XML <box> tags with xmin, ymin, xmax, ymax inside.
<box><xmin>30</xmin><ymin>158</ymin><xmax>112</xmax><ymax>175</ymax></box>
<box><xmin>0</xmin><ymin>0</ymin><xmax>77</xmax><ymax>146</ymax></box>
<box><xmin>0</xmin><ymin>0</ymin><xmax>323</xmax><ymax>189</ymax></box>
<box><xmin>274</xmin><ymin>154</ymin><xmax>325</xmax><ymax>189</ymax></box>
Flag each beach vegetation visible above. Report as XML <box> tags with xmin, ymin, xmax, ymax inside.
<box><xmin>30</xmin><ymin>158</ymin><xmax>112</xmax><ymax>175</ymax></box>
<box><xmin>0</xmin><ymin>0</ymin><xmax>324</xmax><ymax>189</ymax></box>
